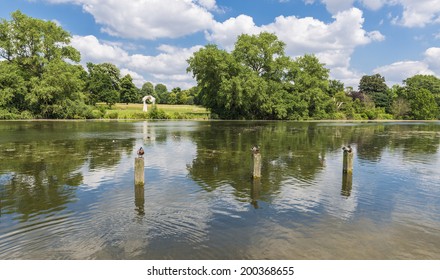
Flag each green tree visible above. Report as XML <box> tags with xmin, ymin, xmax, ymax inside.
<box><xmin>120</xmin><ymin>74</ymin><xmax>138</xmax><ymax>104</ymax></box>
<box><xmin>0</xmin><ymin>10</ymin><xmax>80</xmax><ymax>78</ymax></box>
<box><xmin>155</xmin><ymin>83</ymin><xmax>168</xmax><ymax>104</ymax></box>
<box><xmin>28</xmin><ymin>60</ymin><xmax>88</xmax><ymax>118</ymax></box>
<box><xmin>0</xmin><ymin>10</ymin><xmax>88</xmax><ymax>118</ymax></box>
<box><xmin>86</xmin><ymin>62</ymin><xmax>121</xmax><ymax>106</ymax></box>
<box><xmin>0</xmin><ymin>61</ymin><xmax>27</xmax><ymax>114</ymax></box>
<box><xmin>140</xmin><ymin>81</ymin><xmax>155</xmax><ymax>102</ymax></box>
<box><xmin>404</xmin><ymin>75</ymin><xmax>440</xmax><ymax>108</ymax></box>
<box><xmin>359</xmin><ymin>74</ymin><xmax>391</xmax><ymax>110</ymax></box>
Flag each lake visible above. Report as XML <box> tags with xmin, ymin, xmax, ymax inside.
<box><xmin>0</xmin><ymin>120</ymin><xmax>439</xmax><ymax>259</ymax></box>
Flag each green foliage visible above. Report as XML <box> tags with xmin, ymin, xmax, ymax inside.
<box><xmin>359</xmin><ymin>74</ymin><xmax>391</xmax><ymax>110</ymax></box>
<box><xmin>86</xmin><ymin>62</ymin><xmax>121</xmax><ymax>106</ymax></box>
<box><xmin>147</xmin><ymin>105</ymin><xmax>170</xmax><ymax>119</ymax></box>
<box><xmin>120</xmin><ymin>74</ymin><xmax>139</xmax><ymax>104</ymax></box>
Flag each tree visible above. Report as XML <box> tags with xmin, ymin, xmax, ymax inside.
<box><xmin>155</xmin><ymin>83</ymin><xmax>168</xmax><ymax>104</ymax></box>
<box><xmin>0</xmin><ymin>10</ymin><xmax>88</xmax><ymax>119</ymax></box>
<box><xmin>359</xmin><ymin>74</ymin><xmax>391</xmax><ymax>110</ymax></box>
<box><xmin>0</xmin><ymin>10</ymin><xmax>80</xmax><ymax>78</ymax></box>
<box><xmin>140</xmin><ymin>81</ymin><xmax>155</xmax><ymax>102</ymax></box>
<box><xmin>120</xmin><ymin>74</ymin><xmax>138</xmax><ymax>104</ymax></box>
<box><xmin>28</xmin><ymin>60</ymin><xmax>88</xmax><ymax>118</ymax></box>
<box><xmin>402</xmin><ymin>75</ymin><xmax>439</xmax><ymax>119</ymax></box>
<box><xmin>0</xmin><ymin>61</ymin><xmax>27</xmax><ymax>113</ymax></box>
<box><xmin>86</xmin><ymin>62</ymin><xmax>121</xmax><ymax>106</ymax></box>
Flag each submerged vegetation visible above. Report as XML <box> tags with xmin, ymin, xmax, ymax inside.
<box><xmin>1</xmin><ymin>11</ymin><xmax>439</xmax><ymax>120</ymax></box>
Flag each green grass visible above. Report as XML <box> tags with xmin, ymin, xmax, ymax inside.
<box><xmin>103</xmin><ymin>103</ymin><xmax>210</xmax><ymax>120</ymax></box>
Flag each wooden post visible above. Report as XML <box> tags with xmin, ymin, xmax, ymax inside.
<box><xmin>342</xmin><ymin>149</ymin><xmax>353</xmax><ymax>174</ymax></box>
<box><xmin>253</xmin><ymin>152</ymin><xmax>262</xmax><ymax>178</ymax></box>
<box><xmin>135</xmin><ymin>157</ymin><xmax>145</xmax><ymax>186</ymax></box>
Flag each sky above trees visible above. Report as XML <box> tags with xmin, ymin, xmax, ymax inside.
<box><xmin>1</xmin><ymin>0</ymin><xmax>439</xmax><ymax>89</ymax></box>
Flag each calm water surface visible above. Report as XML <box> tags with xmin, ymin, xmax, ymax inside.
<box><xmin>0</xmin><ymin>120</ymin><xmax>439</xmax><ymax>259</ymax></box>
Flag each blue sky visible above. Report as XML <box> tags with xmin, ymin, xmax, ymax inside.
<box><xmin>1</xmin><ymin>0</ymin><xmax>439</xmax><ymax>89</ymax></box>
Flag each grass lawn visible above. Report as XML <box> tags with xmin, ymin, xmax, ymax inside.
<box><xmin>105</xmin><ymin>103</ymin><xmax>210</xmax><ymax>119</ymax></box>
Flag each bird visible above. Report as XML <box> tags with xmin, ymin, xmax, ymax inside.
<box><xmin>342</xmin><ymin>145</ymin><xmax>352</xmax><ymax>153</ymax></box>
<box><xmin>251</xmin><ymin>145</ymin><xmax>260</xmax><ymax>154</ymax></box>
<box><xmin>137</xmin><ymin>147</ymin><xmax>145</xmax><ymax>157</ymax></box>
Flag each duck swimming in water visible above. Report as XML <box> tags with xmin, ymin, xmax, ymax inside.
<box><xmin>137</xmin><ymin>147</ymin><xmax>145</xmax><ymax>157</ymax></box>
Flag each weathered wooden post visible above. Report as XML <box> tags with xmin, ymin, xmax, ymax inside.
<box><xmin>252</xmin><ymin>146</ymin><xmax>261</xmax><ymax>179</ymax></box>
<box><xmin>342</xmin><ymin>145</ymin><xmax>353</xmax><ymax>174</ymax></box>
<box><xmin>135</xmin><ymin>147</ymin><xmax>145</xmax><ymax>186</ymax></box>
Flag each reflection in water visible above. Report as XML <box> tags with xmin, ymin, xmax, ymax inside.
<box><xmin>134</xmin><ymin>185</ymin><xmax>145</xmax><ymax>216</ymax></box>
<box><xmin>341</xmin><ymin>173</ymin><xmax>353</xmax><ymax>197</ymax></box>
<box><xmin>251</xmin><ymin>178</ymin><xmax>261</xmax><ymax>209</ymax></box>
<box><xmin>1</xmin><ymin>120</ymin><xmax>440</xmax><ymax>259</ymax></box>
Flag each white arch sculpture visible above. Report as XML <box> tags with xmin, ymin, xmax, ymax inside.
<box><xmin>142</xmin><ymin>95</ymin><xmax>156</xmax><ymax>112</ymax></box>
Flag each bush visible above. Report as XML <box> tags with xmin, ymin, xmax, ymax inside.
<box><xmin>148</xmin><ymin>105</ymin><xmax>170</xmax><ymax>119</ymax></box>
<box><xmin>105</xmin><ymin>111</ymin><xmax>119</xmax><ymax>119</ymax></box>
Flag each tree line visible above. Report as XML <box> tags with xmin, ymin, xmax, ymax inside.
<box><xmin>1</xmin><ymin>11</ymin><xmax>439</xmax><ymax>120</ymax></box>
<box><xmin>0</xmin><ymin>11</ymin><xmax>197</xmax><ymax>119</ymax></box>
<box><xmin>187</xmin><ymin>32</ymin><xmax>440</xmax><ymax>120</ymax></box>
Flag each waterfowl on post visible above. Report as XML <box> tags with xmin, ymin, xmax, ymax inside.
<box><xmin>251</xmin><ymin>145</ymin><xmax>260</xmax><ymax>154</ymax></box>
<box><xmin>342</xmin><ymin>145</ymin><xmax>352</xmax><ymax>153</ymax></box>
<box><xmin>137</xmin><ymin>147</ymin><xmax>145</xmax><ymax>158</ymax></box>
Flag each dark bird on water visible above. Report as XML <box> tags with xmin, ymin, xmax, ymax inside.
<box><xmin>342</xmin><ymin>145</ymin><xmax>352</xmax><ymax>153</ymax></box>
<box><xmin>137</xmin><ymin>147</ymin><xmax>145</xmax><ymax>157</ymax></box>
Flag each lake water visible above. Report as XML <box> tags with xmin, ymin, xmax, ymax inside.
<box><xmin>0</xmin><ymin>120</ymin><xmax>439</xmax><ymax>259</ymax></box>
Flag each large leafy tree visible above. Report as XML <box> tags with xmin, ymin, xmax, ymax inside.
<box><xmin>403</xmin><ymin>75</ymin><xmax>440</xmax><ymax>119</ymax></box>
<box><xmin>359</xmin><ymin>74</ymin><xmax>391</xmax><ymax>110</ymax></box>
<box><xmin>187</xmin><ymin>33</ymin><xmax>335</xmax><ymax>120</ymax></box>
<box><xmin>86</xmin><ymin>62</ymin><xmax>121</xmax><ymax>106</ymax></box>
<box><xmin>120</xmin><ymin>74</ymin><xmax>139</xmax><ymax>104</ymax></box>
<box><xmin>154</xmin><ymin>83</ymin><xmax>168</xmax><ymax>104</ymax></box>
<box><xmin>0</xmin><ymin>10</ymin><xmax>80</xmax><ymax>77</ymax></box>
<box><xmin>0</xmin><ymin>10</ymin><xmax>86</xmax><ymax>118</ymax></box>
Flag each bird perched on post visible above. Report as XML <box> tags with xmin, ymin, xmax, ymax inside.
<box><xmin>137</xmin><ymin>147</ymin><xmax>145</xmax><ymax>158</ymax></box>
<box><xmin>342</xmin><ymin>145</ymin><xmax>352</xmax><ymax>153</ymax></box>
<box><xmin>251</xmin><ymin>145</ymin><xmax>260</xmax><ymax>154</ymax></box>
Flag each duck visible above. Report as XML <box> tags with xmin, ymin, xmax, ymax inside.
<box><xmin>137</xmin><ymin>147</ymin><xmax>145</xmax><ymax>157</ymax></box>
<box><xmin>251</xmin><ymin>145</ymin><xmax>260</xmax><ymax>154</ymax></box>
<box><xmin>342</xmin><ymin>145</ymin><xmax>352</xmax><ymax>153</ymax></box>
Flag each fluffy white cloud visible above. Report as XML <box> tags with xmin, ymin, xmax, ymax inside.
<box><xmin>47</xmin><ymin>0</ymin><xmax>215</xmax><ymax>39</ymax></box>
<box><xmin>120</xmin><ymin>68</ymin><xmax>146</xmax><ymax>88</ymax></box>
<box><xmin>71</xmin><ymin>35</ymin><xmax>201</xmax><ymax>89</ymax></box>
<box><xmin>71</xmin><ymin>35</ymin><xmax>130</xmax><ymax>65</ymax></box>
<box><xmin>394</xmin><ymin>0</ymin><xmax>440</xmax><ymax>27</ymax></box>
<box><xmin>205</xmin><ymin>15</ymin><xmax>261</xmax><ymax>50</ymax></box>
<box><xmin>207</xmin><ymin>8</ymin><xmax>383</xmax><ymax>87</ymax></box>
<box><xmin>373</xmin><ymin>48</ymin><xmax>440</xmax><ymax>85</ymax></box>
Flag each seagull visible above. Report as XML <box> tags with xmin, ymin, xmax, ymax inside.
<box><xmin>137</xmin><ymin>147</ymin><xmax>145</xmax><ymax>157</ymax></box>
<box><xmin>342</xmin><ymin>145</ymin><xmax>352</xmax><ymax>153</ymax></box>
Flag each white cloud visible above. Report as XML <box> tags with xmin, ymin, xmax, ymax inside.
<box><xmin>360</xmin><ymin>0</ymin><xmax>386</xmax><ymax>10</ymax></box>
<box><xmin>373</xmin><ymin>47</ymin><xmax>440</xmax><ymax>86</ymax></box>
<box><xmin>374</xmin><ymin>60</ymin><xmax>436</xmax><ymax>86</ymax></box>
<box><xmin>71</xmin><ymin>35</ymin><xmax>131</xmax><ymax>65</ymax></box>
<box><xmin>206</xmin><ymin>8</ymin><xmax>383</xmax><ymax>87</ymax></box>
<box><xmin>71</xmin><ymin>35</ymin><xmax>201</xmax><ymax>89</ymax></box>
<box><xmin>120</xmin><ymin>68</ymin><xmax>145</xmax><ymax>88</ymax></box>
<box><xmin>47</xmin><ymin>0</ymin><xmax>215</xmax><ymax>39</ymax></box>
<box><xmin>390</xmin><ymin>0</ymin><xmax>440</xmax><ymax>27</ymax></box>
<box><xmin>424</xmin><ymin>47</ymin><xmax>440</xmax><ymax>72</ymax></box>
<box><xmin>205</xmin><ymin>15</ymin><xmax>261</xmax><ymax>50</ymax></box>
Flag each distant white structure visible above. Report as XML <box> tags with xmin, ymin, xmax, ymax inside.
<box><xmin>142</xmin><ymin>95</ymin><xmax>156</xmax><ymax>112</ymax></box>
